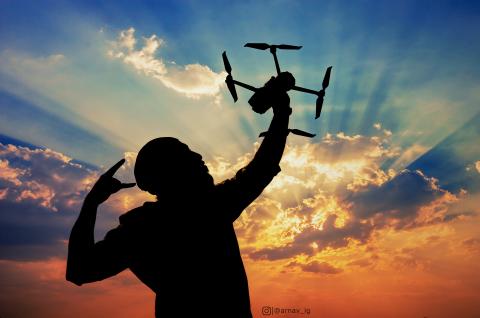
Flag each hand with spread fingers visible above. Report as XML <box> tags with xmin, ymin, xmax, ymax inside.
<box><xmin>86</xmin><ymin>159</ymin><xmax>136</xmax><ymax>205</ymax></box>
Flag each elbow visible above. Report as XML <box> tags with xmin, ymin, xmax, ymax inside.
<box><xmin>66</xmin><ymin>272</ymin><xmax>84</xmax><ymax>286</ymax></box>
<box><xmin>66</xmin><ymin>265</ymin><xmax>87</xmax><ymax>286</ymax></box>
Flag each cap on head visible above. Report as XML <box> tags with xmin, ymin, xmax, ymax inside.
<box><xmin>134</xmin><ymin>137</ymin><xmax>188</xmax><ymax>193</ymax></box>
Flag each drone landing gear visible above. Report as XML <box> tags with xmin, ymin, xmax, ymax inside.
<box><xmin>258</xmin><ymin>129</ymin><xmax>316</xmax><ymax>138</ymax></box>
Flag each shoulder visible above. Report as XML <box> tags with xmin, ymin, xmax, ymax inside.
<box><xmin>119</xmin><ymin>201</ymin><xmax>158</xmax><ymax>226</ymax></box>
<box><xmin>106</xmin><ymin>202</ymin><xmax>158</xmax><ymax>241</ymax></box>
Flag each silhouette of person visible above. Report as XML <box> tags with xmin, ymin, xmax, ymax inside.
<box><xmin>66</xmin><ymin>92</ymin><xmax>292</xmax><ymax>318</ymax></box>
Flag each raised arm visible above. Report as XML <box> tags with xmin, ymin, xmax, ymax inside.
<box><xmin>249</xmin><ymin>93</ymin><xmax>291</xmax><ymax>173</ymax></box>
<box><xmin>66</xmin><ymin>159</ymin><xmax>135</xmax><ymax>285</ymax></box>
<box><xmin>217</xmin><ymin>92</ymin><xmax>291</xmax><ymax>222</ymax></box>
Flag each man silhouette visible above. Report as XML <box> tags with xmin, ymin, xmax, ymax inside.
<box><xmin>66</xmin><ymin>93</ymin><xmax>291</xmax><ymax>318</ymax></box>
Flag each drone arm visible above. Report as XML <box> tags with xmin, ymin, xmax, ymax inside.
<box><xmin>233</xmin><ymin>80</ymin><xmax>257</xmax><ymax>92</ymax></box>
<box><xmin>271</xmin><ymin>51</ymin><xmax>281</xmax><ymax>75</ymax></box>
<box><xmin>292</xmin><ymin>86</ymin><xmax>319</xmax><ymax>95</ymax></box>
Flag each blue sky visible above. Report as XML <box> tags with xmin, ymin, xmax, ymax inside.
<box><xmin>1</xmin><ymin>1</ymin><xmax>480</xmax><ymax>166</ymax></box>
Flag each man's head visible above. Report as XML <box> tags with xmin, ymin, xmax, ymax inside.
<box><xmin>134</xmin><ymin>137</ymin><xmax>214</xmax><ymax>197</ymax></box>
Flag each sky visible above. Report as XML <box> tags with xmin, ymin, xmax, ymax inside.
<box><xmin>1</xmin><ymin>0</ymin><xmax>480</xmax><ymax>317</ymax></box>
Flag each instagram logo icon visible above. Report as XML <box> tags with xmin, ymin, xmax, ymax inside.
<box><xmin>262</xmin><ymin>306</ymin><xmax>273</xmax><ymax>315</ymax></box>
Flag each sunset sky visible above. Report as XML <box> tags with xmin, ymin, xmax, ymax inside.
<box><xmin>1</xmin><ymin>1</ymin><xmax>480</xmax><ymax>317</ymax></box>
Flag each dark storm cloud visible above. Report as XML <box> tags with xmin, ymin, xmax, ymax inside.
<box><xmin>348</xmin><ymin>169</ymin><xmax>444</xmax><ymax>220</ymax></box>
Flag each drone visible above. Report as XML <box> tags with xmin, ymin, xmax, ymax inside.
<box><xmin>222</xmin><ymin>43</ymin><xmax>332</xmax><ymax>138</ymax></box>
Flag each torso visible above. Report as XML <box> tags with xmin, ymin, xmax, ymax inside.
<box><xmin>119</xmin><ymin>191</ymin><xmax>252</xmax><ymax>318</ymax></box>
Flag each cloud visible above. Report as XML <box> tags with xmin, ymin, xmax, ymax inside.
<box><xmin>347</xmin><ymin>258</ymin><xmax>372</xmax><ymax>267</ymax></box>
<box><xmin>0</xmin><ymin>128</ymin><xmax>471</xmax><ymax>266</ymax></box>
<box><xmin>0</xmin><ymin>142</ymin><xmax>154</xmax><ymax>260</ymax></box>
<box><xmin>249</xmin><ymin>132</ymin><xmax>399</xmax><ymax>201</ymax></box>
<box><xmin>205</xmin><ymin>130</ymin><xmax>403</xmax><ymax>263</ymax></box>
<box><xmin>348</xmin><ymin>169</ymin><xmax>446</xmax><ymax>221</ymax></box>
<box><xmin>222</xmin><ymin>129</ymin><xmax>472</xmax><ymax>263</ymax></box>
<box><xmin>0</xmin><ymin>143</ymin><xmax>95</xmax><ymax>259</ymax></box>
<box><xmin>0</xmin><ymin>158</ymin><xmax>25</xmax><ymax>186</ymax></box>
<box><xmin>248</xmin><ymin>167</ymin><xmax>462</xmax><ymax>262</ymax></box>
<box><xmin>249</xmin><ymin>212</ymin><xmax>373</xmax><ymax>261</ymax></box>
<box><xmin>159</xmin><ymin>64</ymin><xmax>226</xmax><ymax>98</ymax></box>
<box><xmin>117</xmin><ymin>27</ymin><xmax>137</xmax><ymax>51</ymax></box>
<box><xmin>288</xmin><ymin>260</ymin><xmax>343</xmax><ymax>274</ymax></box>
<box><xmin>0</xmin><ymin>188</ymin><xmax>7</xmax><ymax>199</ymax></box>
<box><xmin>0</xmin><ymin>52</ymin><xmax>66</xmax><ymax>73</ymax></box>
<box><xmin>476</xmin><ymin>160</ymin><xmax>480</xmax><ymax>173</ymax></box>
<box><xmin>463</xmin><ymin>237</ymin><xmax>480</xmax><ymax>251</ymax></box>
<box><xmin>0</xmin><ymin>143</ymin><xmax>93</xmax><ymax>212</ymax></box>
<box><xmin>237</xmin><ymin>130</ymin><xmax>397</xmax><ymax>260</ymax></box>
<box><xmin>109</xmin><ymin>28</ymin><xmax>167</xmax><ymax>77</ymax></box>
<box><xmin>108</xmin><ymin>27</ymin><xmax>226</xmax><ymax>99</ymax></box>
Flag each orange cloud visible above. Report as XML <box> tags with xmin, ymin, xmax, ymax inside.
<box><xmin>0</xmin><ymin>158</ymin><xmax>26</xmax><ymax>186</ymax></box>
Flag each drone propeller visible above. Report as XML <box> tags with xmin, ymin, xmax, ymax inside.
<box><xmin>226</xmin><ymin>76</ymin><xmax>238</xmax><ymax>102</ymax></box>
<box><xmin>276</xmin><ymin>44</ymin><xmax>302</xmax><ymax>50</ymax></box>
<box><xmin>259</xmin><ymin>128</ymin><xmax>316</xmax><ymax>138</ymax></box>
<box><xmin>322</xmin><ymin>66</ymin><xmax>332</xmax><ymax>89</ymax></box>
<box><xmin>222</xmin><ymin>51</ymin><xmax>232</xmax><ymax>74</ymax></box>
<box><xmin>244</xmin><ymin>43</ymin><xmax>270</xmax><ymax>50</ymax></box>
<box><xmin>245</xmin><ymin>43</ymin><xmax>302</xmax><ymax>50</ymax></box>
<box><xmin>290</xmin><ymin>129</ymin><xmax>316</xmax><ymax>138</ymax></box>
<box><xmin>315</xmin><ymin>92</ymin><xmax>325</xmax><ymax>119</ymax></box>
<box><xmin>245</xmin><ymin>43</ymin><xmax>302</xmax><ymax>75</ymax></box>
<box><xmin>315</xmin><ymin>66</ymin><xmax>332</xmax><ymax>119</ymax></box>
<box><xmin>222</xmin><ymin>51</ymin><xmax>238</xmax><ymax>102</ymax></box>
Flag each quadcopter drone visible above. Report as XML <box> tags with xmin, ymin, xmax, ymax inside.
<box><xmin>222</xmin><ymin>43</ymin><xmax>332</xmax><ymax>138</ymax></box>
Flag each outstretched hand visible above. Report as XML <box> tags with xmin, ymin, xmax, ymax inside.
<box><xmin>86</xmin><ymin>159</ymin><xmax>136</xmax><ymax>205</ymax></box>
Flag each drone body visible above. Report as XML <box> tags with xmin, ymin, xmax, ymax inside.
<box><xmin>222</xmin><ymin>43</ymin><xmax>332</xmax><ymax>138</ymax></box>
<box><xmin>248</xmin><ymin>72</ymin><xmax>295</xmax><ymax>114</ymax></box>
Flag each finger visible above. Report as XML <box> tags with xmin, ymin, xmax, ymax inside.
<box><xmin>104</xmin><ymin>159</ymin><xmax>126</xmax><ymax>177</ymax></box>
<box><xmin>120</xmin><ymin>183</ymin><xmax>136</xmax><ymax>189</ymax></box>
